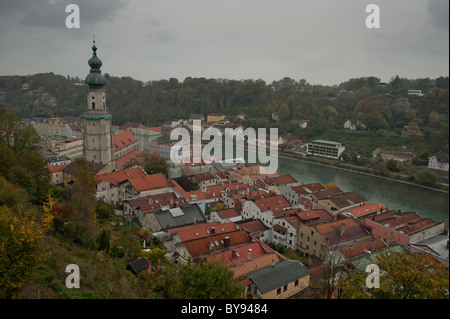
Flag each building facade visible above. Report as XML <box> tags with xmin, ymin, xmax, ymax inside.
<box><xmin>307</xmin><ymin>139</ymin><xmax>345</xmax><ymax>160</ymax></box>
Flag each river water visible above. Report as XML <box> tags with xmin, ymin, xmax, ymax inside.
<box><xmin>220</xmin><ymin>144</ymin><xmax>449</xmax><ymax>222</ymax></box>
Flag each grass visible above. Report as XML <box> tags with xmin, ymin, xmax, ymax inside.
<box><xmin>26</xmin><ymin>235</ymin><xmax>156</xmax><ymax>299</ymax></box>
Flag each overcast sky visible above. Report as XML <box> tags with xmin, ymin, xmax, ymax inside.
<box><xmin>0</xmin><ymin>0</ymin><xmax>448</xmax><ymax>86</ymax></box>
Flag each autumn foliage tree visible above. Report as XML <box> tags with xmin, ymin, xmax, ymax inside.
<box><xmin>339</xmin><ymin>252</ymin><xmax>449</xmax><ymax>299</ymax></box>
<box><xmin>0</xmin><ymin>206</ymin><xmax>44</xmax><ymax>298</ymax></box>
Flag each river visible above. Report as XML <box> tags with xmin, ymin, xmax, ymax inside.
<box><xmin>220</xmin><ymin>144</ymin><xmax>449</xmax><ymax>222</ymax></box>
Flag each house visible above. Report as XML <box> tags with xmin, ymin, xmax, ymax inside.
<box><xmin>164</xmin><ymin>221</ymin><xmax>239</xmax><ymax>254</ymax></box>
<box><xmin>339</xmin><ymin>203</ymin><xmax>386</xmax><ymax>219</ymax></box>
<box><xmin>121</xmin><ymin>173</ymin><xmax>171</xmax><ymax>198</ymax></box>
<box><xmin>143</xmin><ymin>204</ymin><xmax>206</xmax><ymax>232</ymax></box>
<box><xmin>298</xmin><ymin>120</ymin><xmax>310</xmax><ymax>129</ymax></box>
<box><xmin>362</xmin><ymin>210</ymin><xmax>446</xmax><ymax>248</ymax></box>
<box><xmin>113</xmin><ymin>129</ymin><xmax>140</xmax><ymax>160</ymax></box>
<box><xmin>296</xmin><ymin>217</ymin><xmax>372</xmax><ymax>263</ymax></box>
<box><xmin>210</xmin><ymin>208</ymin><xmax>241</xmax><ymax>223</ymax></box>
<box><xmin>241</xmin><ymin>195</ymin><xmax>291</xmax><ymax>228</ymax></box>
<box><xmin>244</xmin><ymin>260</ymin><xmax>310</xmax><ymax>299</ymax></box>
<box><xmin>208</xmin><ymin>239</ymin><xmax>288</xmax><ymax>287</ymax></box>
<box><xmin>317</xmin><ymin>192</ymin><xmax>367</xmax><ymax>213</ymax></box>
<box><xmin>49</xmin><ymin>164</ymin><xmax>70</xmax><ymax>185</ymax></box>
<box><xmin>192</xmin><ymin>171</ymin><xmax>217</xmax><ymax>192</ymax></box>
<box><xmin>126</xmin><ymin>257</ymin><xmax>150</xmax><ymax>276</ymax></box>
<box><xmin>129</xmin><ymin>126</ymin><xmax>162</xmax><ymax>152</ymax></box>
<box><xmin>95</xmin><ymin>166</ymin><xmax>147</xmax><ymax>204</ymax></box>
<box><xmin>235</xmin><ymin>219</ymin><xmax>271</xmax><ymax>241</ymax></box>
<box><xmin>255</xmin><ymin>174</ymin><xmax>299</xmax><ymax>193</ymax></box>
<box><xmin>62</xmin><ymin>160</ymin><xmax>113</xmax><ymax>185</ymax></box>
<box><xmin>175</xmin><ymin>228</ymin><xmax>252</xmax><ymax>263</ymax></box>
<box><xmin>272</xmin><ymin>214</ymin><xmax>302</xmax><ymax>250</ymax></box>
<box><xmin>122</xmin><ymin>191</ymin><xmax>185</xmax><ymax>223</ymax></box>
<box><xmin>428</xmin><ymin>152</ymin><xmax>449</xmax><ymax>172</ymax></box>
<box><xmin>207</xmin><ymin>113</ymin><xmax>226</xmax><ymax>124</ymax></box>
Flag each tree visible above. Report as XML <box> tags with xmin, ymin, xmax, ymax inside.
<box><xmin>140</xmin><ymin>247</ymin><xmax>168</xmax><ymax>265</ymax></box>
<box><xmin>319</xmin><ymin>250</ymin><xmax>346</xmax><ymax>299</ymax></box>
<box><xmin>141</xmin><ymin>153</ymin><xmax>169</xmax><ymax>175</ymax></box>
<box><xmin>156</xmin><ymin>259</ymin><xmax>244</xmax><ymax>299</ymax></box>
<box><xmin>339</xmin><ymin>252</ymin><xmax>449</xmax><ymax>299</ymax></box>
<box><xmin>97</xmin><ymin>229</ymin><xmax>110</xmax><ymax>253</ymax></box>
<box><xmin>0</xmin><ymin>206</ymin><xmax>44</xmax><ymax>298</ymax></box>
<box><xmin>415</xmin><ymin>169</ymin><xmax>439</xmax><ymax>187</ymax></box>
<box><xmin>65</xmin><ymin>158</ymin><xmax>98</xmax><ymax>248</ymax></box>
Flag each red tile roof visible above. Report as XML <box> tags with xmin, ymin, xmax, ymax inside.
<box><xmin>254</xmin><ymin>195</ymin><xmax>290</xmax><ymax>213</ymax></box>
<box><xmin>302</xmin><ymin>183</ymin><xmax>326</xmax><ymax>193</ymax></box>
<box><xmin>193</xmin><ymin>171</ymin><xmax>215</xmax><ymax>182</ymax></box>
<box><xmin>208</xmin><ymin>242</ymin><xmax>266</xmax><ymax>265</ymax></box>
<box><xmin>113</xmin><ymin>129</ymin><xmax>137</xmax><ymax>152</ymax></box>
<box><xmin>184</xmin><ymin>229</ymin><xmax>252</xmax><ymax>258</ymax></box>
<box><xmin>95</xmin><ymin>167</ymin><xmax>146</xmax><ymax>186</ymax></box>
<box><xmin>340</xmin><ymin>203</ymin><xmax>386</xmax><ymax>218</ymax></box>
<box><xmin>340</xmin><ymin>238</ymin><xmax>387</xmax><ymax>259</ymax></box>
<box><xmin>174</xmin><ymin>222</ymin><xmax>238</xmax><ymax>242</ymax></box>
<box><xmin>48</xmin><ymin>164</ymin><xmax>70</xmax><ymax>173</ymax></box>
<box><xmin>114</xmin><ymin>149</ymin><xmax>143</xmax><ymax>168</ymax></box>
<box><xmin>315</xmin><ymin>218</ymin><xmax>359</xmax><ymax>234</ymax></box>
<box><xmin>296</xmin><ymin>209</ymin><xmax>333</xmax><ymax>225</ymax></box>
<box><xmin>237</xmin><ymin>220</ymin><xmax>268</xmax><ymax>233</ymax></box>
<box><xmin>263</xmin><ymin>174</ymin><xmax>298</xmax><ymax>185</ymax></box>
<box><xmin>273</xmin><ymin>224</ymin><xmax>288</xmax><ymax>233</ymax></box>
<box><xmin>216</xmin><ymin>208</ymin><xmax>240</xmax><ymax>219</ymax></box>
<box><xmin>128</xmin><ymin>173</ymin><xmax>169</xmax><ymax>192</ymax></box>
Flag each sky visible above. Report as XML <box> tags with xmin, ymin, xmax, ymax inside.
<box><xmin>0</xmin><ymin>0</ymin><xmax>448</xmax><ymax>86</ymax></box>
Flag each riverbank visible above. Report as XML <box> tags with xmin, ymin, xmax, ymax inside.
<box><xmin>277</xmin><ymin>150</ymin><xmax>449</xmax><ymax>194</ymax></box>
<box><xmin>206</xmin><ymin>140</ymin><xmax>449</xmax><ymax>193</ymax></box>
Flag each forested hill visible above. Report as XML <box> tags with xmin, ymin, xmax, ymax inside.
<box><xmin>0</xmin><ymin>73</ymin><xmax>448</xmax><ymax>139</ymax></box>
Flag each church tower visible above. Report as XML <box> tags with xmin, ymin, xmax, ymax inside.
<box><xmin>82</xmin><ymin>41</ymin><xmax>114</xmax><ymax>166</ymax></box>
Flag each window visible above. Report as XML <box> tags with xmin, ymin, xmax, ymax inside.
<box><xmin>295</xmin><ymin>280</ymin><xmax>299</xmax><ymax>287</ymax></box>
<box><xmin>92</xmin><ymin>102</ymin><xmax>95</xmax><ymax>109</ymax></box>
<box><xmin>277</xmin><ymin>288</ymin><xmax>281</xmax><ymax>295</ymax></box>
<box><xmin>283</xmin><ymin>284</ymin><xmax>288</xmax><ymax>292</ymax></box>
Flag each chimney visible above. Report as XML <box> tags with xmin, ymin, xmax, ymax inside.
<box><xmin>211</xmin><ymin>227</ymin><xmax>215</xmax><ymax>234</ymax></box>
<box><xmin>209</xmin><ymin>240</ymin><xmax>214</xmax><ymax>251</ymax></box>
<box><xmin>232</xmin><ymin>249</ymin><xmax>237</xmax><ymax>259</ymax></box>
<box><xmin>224</xmin><ymin>236</ymin><xmax>230</xmax><ymax>248</ymax></box>
<box><xmin>247</xmin><ymin>248</ymin><xmax>252</xmax><ymax>260</ymax></box>
<box><xmin>337</xmin><ymin>223</ymin><xmax>346</xmax><ymax>236</ymax></box>
<box><xmin>271</xmin><ymin>259</ymin><xmax>276</xmax><ymax>267</ymax></box>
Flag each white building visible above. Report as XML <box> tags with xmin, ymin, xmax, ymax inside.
<box><xmin>307</xmin><ymin>139</ymin><xmax>345</xmax><ymax>160</ymax></box>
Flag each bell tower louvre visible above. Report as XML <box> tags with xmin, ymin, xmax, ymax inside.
<box><xmin>82</xmin><ymin>40</ymin><xmax>114</xmax><ymax>167</ymax></box>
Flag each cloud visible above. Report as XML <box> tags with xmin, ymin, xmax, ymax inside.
<box><xmin>0</xmin><ymin>0</ymin><xmax>126</xmax><ymax>29</ymax></box>
<box><xmin>428</xmin><ymin>0</ymin><xmax>449</xmax><ymax>31</ymax></box>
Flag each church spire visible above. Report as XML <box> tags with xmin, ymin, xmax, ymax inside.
<box><xmin>85</xmin><ymin>39</ymin><xmax>106</xmax><ymax>89</ymax></box>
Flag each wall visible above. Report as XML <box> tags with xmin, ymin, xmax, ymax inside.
<box><xmin>256</xmin><ymin>275</ymin><xmax>310</xmax><ymax>299</ymax></box>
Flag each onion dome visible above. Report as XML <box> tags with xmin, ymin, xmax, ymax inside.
<box><xmin>85</xmin><ymin>41</ymin><xmax>106</xmax><ymax>88</ymax></box>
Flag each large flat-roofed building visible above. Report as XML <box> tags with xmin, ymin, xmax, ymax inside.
<box><xmin>306</xmin><ymin>139</ymin><xmax>345</xmax><ymax>160</ymax></box>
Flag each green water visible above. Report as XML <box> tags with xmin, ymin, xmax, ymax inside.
<box><xmin>222</xmin><ymin>144</ymin><xmax>449</xmax><ymax>222</ymax></box>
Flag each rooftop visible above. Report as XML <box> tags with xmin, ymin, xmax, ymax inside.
<box><xmin>245</xmin><ymin>260</ymin><xmax>310</xmax><ymax>294</ymax></box>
